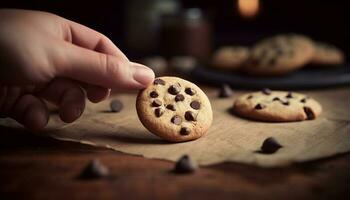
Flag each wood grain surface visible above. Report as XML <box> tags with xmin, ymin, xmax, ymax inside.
<box><xmin>1</xmin><ymin>86</ymin><xmax>350</xmax><ymax>200</ymax></box>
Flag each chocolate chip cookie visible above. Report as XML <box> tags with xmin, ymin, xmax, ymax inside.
<box><xmin>136</xmin><ymin>77</ymin><xmax>213</xmax><ymax>142</ymax></box>
<box><xmin>243</xmin><ymin>34</ymin><xmax>314</xmax><ymax>76</ymax></box>
<box><xmin>233</xmin><ymin>90</ymin><xmax>322</xmax><ymax>122</ymax></box>
<box><xmin>211</xmin><ymin>46</ymin><xmax>250</xmax><ymax>70</ymax></box>
<box><xmin>309</xmin><ymin>41</ymin><xmax>345</xmax><ymax>66</ymax></box>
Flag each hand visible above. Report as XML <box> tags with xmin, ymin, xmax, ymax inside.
<box><xmin>0</xmin><ymin>9</ymin><xmax>155</xmax><ymax>130</ymax></box>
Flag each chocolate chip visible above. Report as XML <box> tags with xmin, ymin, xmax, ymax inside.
<box><xmin>218</xmin><ymin>84</ymin><xmax>233</xmax><ymax>98</ymax></box>
<box><xmin>171</xmin><ymin>115</ymin><xmax>182</xmax><ymax>125</ymax></box>
<box><xmin>166</xmin><ymin>104</ymin><xmax>176</xmax><ymax>111</ymax></box>
<box><xmin>151</xmin><ymin>99</ymin><xmax>162</xmax><ymax>107</ymax></box>
<box><xmin>304</xmin><ymin>107</ymin><xmax>315</xmax><ymax>120</ymax></box>
<box><xmin>300</xmin><ymin>98</ymin><xmax>307</xmax><ymax>103</ymax></box>
<box><xmin>286</xmin><ymin>92</ymin><xmax>293</xmax><ymax>98</ymax></box>
<box><xmin>260</xmin><ymin>137</ymin><xmax>282</xmax><ymax>154</ymax></box>
<box><xmin>79</xmin><ymin>159</ymin><xmax>109</xmax><ymax>179</ymax></box>
<box><xmin>190</xmin><ymin>101</ymin><xmax>201</xmax><ymax>110</ymax></box>
<box><xmin>272</xmin><ymin>97</ymin><xmax>280</xmax><ymax>101</ymax></box>
<box><xmin>180</xmin><ymin>127</ymin><xmax>191</xmax><ymax>135</ymax></box>
<box><xmin>254</xmin><ymin>103</ymin><xmax>265</xmax><ymax>110</ymax></box>
<box><xmin>174</xmin><ymin>155</ymin><xmax>197</xmax><ymax>173</ymax></box>
<box><xmin>175</xmin><ymin>94</ymin><xmax>185</xmax><ymax>102</ymax></box>
<box><xmin>281</xmin><ymin>101</ymin><xmax>290</xmax><ymax>106</ymax></box>
<box><xmin>185</xmin><ymin>88</ymin><xmax>196</xmax><ymax>96</ymax></box>
<box><xmin>150</xmin><ymin>91</ymin><xmax>158</xmax><ymax>98</ymax></box>
<box><xmin>185</xmin><ymin>111</ymin><xmax>196</xmax><ymax>121</ymax></box>
<box><xmin>154</xmin><ymin>108</ymin><xmax>164</xmax><ymax>117</ymax></box>
<box><xmin>110</xmin><ymin>99</ymin><xmax>123</xmax><ymax>112</ymax></box>
<box><xmin>168</xmin><ymin>84</ymin><xmax>181</xmax><ymax>95</ymax></box>
<box><xmin>247</xmin><ymin>95</ymin><xmax>253</xmax><ymax>100</ymax></box>
<box><xmin>262</xmin><ymin>88</ymin><xmax>272</xmax><ymax>95</ymax></box>
<box><xmin>154</xmin><ymin>78</ymin><xmax>165</xmax><ymax>85</ymax></box>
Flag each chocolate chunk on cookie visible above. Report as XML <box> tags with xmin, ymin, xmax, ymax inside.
<box><xmin>233</xmin><ymin>90</ymin><xmax>322</xmax><ymax>122</ymax></box>
<box><xmin>136</xmin><ymin>76</ymin><xmax>213</xmax><ymax>142</ymax></box>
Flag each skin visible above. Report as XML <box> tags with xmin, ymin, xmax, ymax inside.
<box><xmin>0</xmin><ymin>9</ymin><xmax>155</xmax><ymax>131</ymax></box>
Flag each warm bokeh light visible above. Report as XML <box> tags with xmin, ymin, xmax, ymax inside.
<box><xmin>237</xmin><ymin>0</ymin><xmax>260</xmax><ymax>18</ymax></box>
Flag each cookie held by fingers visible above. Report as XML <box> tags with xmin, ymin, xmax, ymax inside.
<box><xmin>136</xmin><ymin>77</ymin><xmax>213</xmax><ymax>142</ymax></box>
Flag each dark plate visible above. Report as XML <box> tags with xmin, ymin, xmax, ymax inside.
<box><xmin>190</xmin><ymin>65</ymin><xmax>350</xmax><ymax>90</ymax></box>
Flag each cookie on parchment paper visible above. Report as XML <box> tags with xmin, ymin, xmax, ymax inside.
<box><xmin>233</xmin><ymin>89</ymin><xmax>322</xmax><ymax>122</ymax></box>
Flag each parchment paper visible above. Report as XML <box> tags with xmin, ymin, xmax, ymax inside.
<box><xmin>1</xmin><ymin>88</ymin><xmax>350</xmax><ymax>167</ymax></box>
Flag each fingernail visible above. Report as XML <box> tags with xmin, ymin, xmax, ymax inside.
<box><xmin>132</xmin><ymin>63</ymin><xmax>155</xmax><ymax>86</ymax></box>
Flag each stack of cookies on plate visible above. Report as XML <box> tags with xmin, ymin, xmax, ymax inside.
<box><xmin>211</xmin><ymin>34</ymin><xmax>345</xmax><ymax>76</ymax></box>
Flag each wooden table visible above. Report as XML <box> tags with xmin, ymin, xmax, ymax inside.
<box><xmin>1</xmin><ymin>87</ymin><xmax>350</xmax><ymax>200</ymax></box>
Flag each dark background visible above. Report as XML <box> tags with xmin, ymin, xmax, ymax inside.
<box><xmin>0</xmin><ymin>0</ymin><xmax>349</xmax><ymax>57</ymax></box>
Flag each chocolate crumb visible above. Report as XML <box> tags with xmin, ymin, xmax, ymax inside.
<box><xmin>151</xmin><ymin>99</ymin><xmax>162</xmax><ymax>107</ymax></box>
<box><xmin>171</xmin><ymin>115</ymin><xmax>182</xmax><ymax>125</ymax></box>
<box><xmin>110</xmin><ymin>99</ymin><xmax>123</xmax><ymax>112</ymax></box>
<box><xmin>154</xmin><ymin>108</ymin><xmax>164</xmax><ymax>117</ymax></box>
<box><xmin>180</xmin><ymin>127</ymin><xmax>191</xmax><ymax>135</ymax></box>
<box><xmin>185</xmin><ymin>111</ymin><xmax>196</xmax><ymax>121</ymax></box>
<box><xmin>79</xmin><ymin>159</ymin><xmax>109</xmax><ymax>179</ymax></box>
<box><xmin>254</xmin><ymin>103</ymin><xmax>265</xmax><ymax>110</ymax></box>
<box><xmin>150</xmin><ymin>91</ymin><xmax>159</xmax><ymax>98</ymax></box>
<box><xmin>174</xmin><ymin>155</ymin><xmax>197</xmax><ymax>173</ymax></box>
<box><xmin>168</xmin><ymin>84</ymin><xmax>181</xmax><ymax>95</ymax></box>
<box><xmin>154</xmin><ymin>78</ymin><xmax>165</xmax><ymax>85</ymax></box>
<box><xmin>260</xmin><ymin>137</ymin><xmax>282</xmax><ymax>154</ymax></box>
<box><xmin>190</xmin><ymin>101</ymin><xmax>201</xmax><ymax>110</ymax></box>
<box><xmin>262</xmin><ymin>88</ymin><xmax>272</xmax><ymax>95</ymax></box>
<box><xmin>304</xmin><ymin>107</ymin><xmax>315</xmax><ymax>120</ymax></box>
<box><xmin>175</xmin><ymin>94</ymin><xmax>185</xmax><ymax>102</ymax></box>
<box><xmin>166</xmin><ymin>104</ymin><xmax>176</xmax><ymax>111</ymax></box>
<box><xmin>185</xmin><ymin>88</ymin><xmax>196</xmax><ymax>96</ymax></box>
<box><xmin>218</xmin><ymin>84</ymin><xmax>233</xmax><ymax>98</ymax></box>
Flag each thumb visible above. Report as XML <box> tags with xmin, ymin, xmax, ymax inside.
<box><xmin>55</xmin><ymin>42</ymin><xmax>155</xmax><ymax>90</ymax></box>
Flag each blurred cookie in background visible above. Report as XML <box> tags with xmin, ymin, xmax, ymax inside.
<box><xmin>309</xmin><ymin>42</ymin><xmax>345</xmax><ymax>66</ymax></box>
<box><xmin>211</xmin><ymin>46</ymin><xmax>250</xmax><ymax>70</ymax></box>
<box><xmin>141</xmin><ymin>56</ymin><xmax>168</xmax><ymax>76</ymax></box>
<box><xmin>243</xmin><ymin>34</ymin><xmax>314</xmax><ymax>76</ymax></box>
<box><xmin>169</xmin><ymin>56</ymin><xmax>198</xmax><ymax>74</ymax></box>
